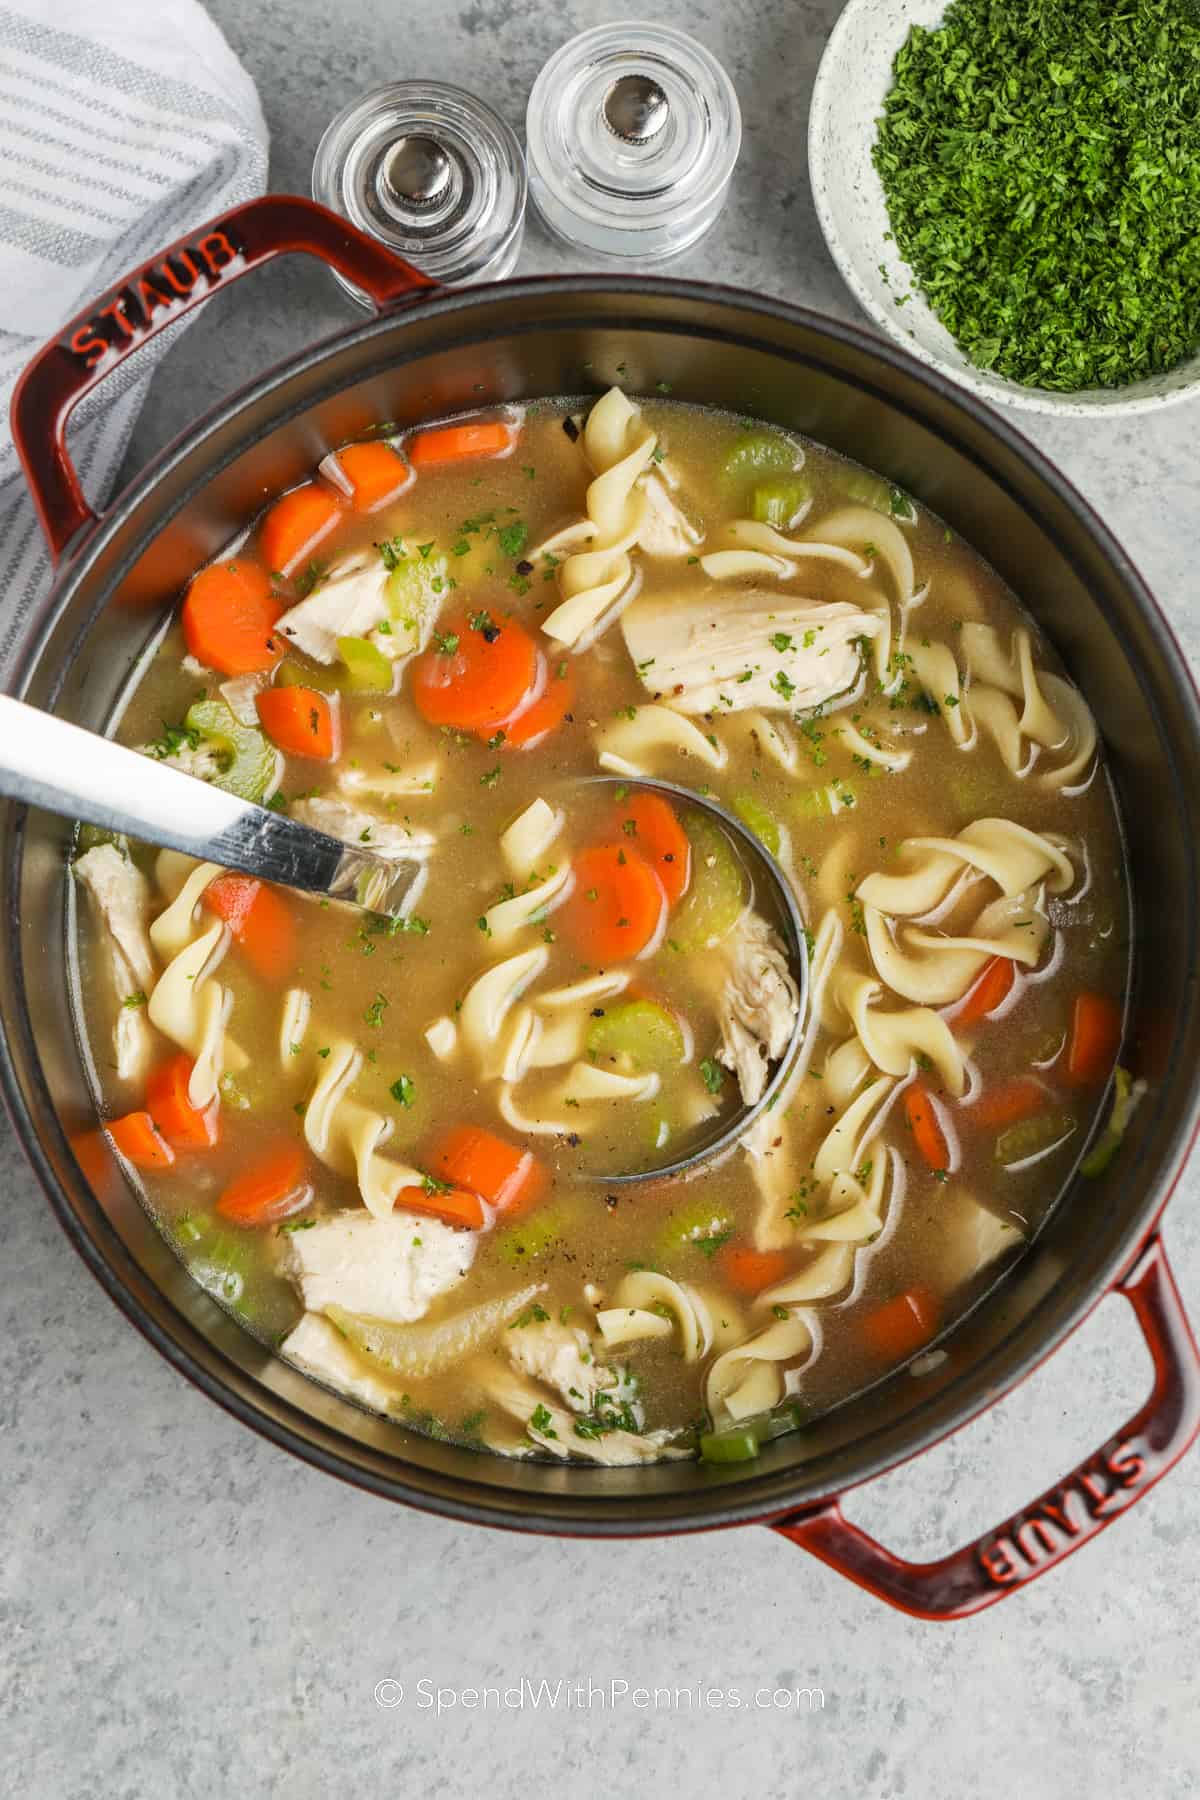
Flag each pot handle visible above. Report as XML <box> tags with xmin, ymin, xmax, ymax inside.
<box><xmin>770</xmin><ymin>1234</ymin><xmax>1200</xmax><ymax>1620</ymax></box>
<box><xmin>10</xmin><ymin>194</ymin><xmax>435</xmax><ymax>562</ymax></box>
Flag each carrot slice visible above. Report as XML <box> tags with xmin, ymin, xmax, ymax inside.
<box><xmin>560</xmin><ymin>844</ymin><xmax>668</xmax><ymax>964</ymax></box>
<box><xmin>407</xmin><ymin>420</ymin><xmax>513</xmax><ymax>467</ymax></box>
<box><xmin>903</xmin><ymin>1081</ymin><xmax>950</xmax><ymax>1172</ymax></box>
<box><xmin>1066</xmin><ymin>991</ymin><xmax>1122</xmax><ymax>1085</ymax></box>
<box><xmin>327</xmin><ymin>440</ymin><xmax>410</xmax><ymax>512</ymax></box>
<box><xmin>181</xmin><ymin>561</ymin><xmax>283</xmax><ymax>676</ymax></box>
<box><xmin>411</xmin><ymin>611</ymin><xmax>539</xmax><ymax>732</ymax></box>
<box><xmin>609</xmin><ymin>791</ymin><xmax>691</xmax><ymax>905</ymax></box>
<box><xmin>718</xmin><ymin>1244</ymin><xmax>793</xmax><ymax>1296</ymax></box>
<box><xmin>495</xmin><ymin>656</ymin><xmax>575</xmax><ymax>749</ymax></box>
<box><xmin>107</xmin><ymin>1110</ymin><xmax>175</xmax><ymax>1169</ymax></box>
<box><xmin>256</xmin><ymin>685</ymin><xmax>338</xmax><ymax>760</ymax></box>
<box><xmin>972</xmin><ymin>1076</ymin><xmax>1047</xmax><ymax>1130</ymax></box>
<box><xmin>863</xmin><ymin>1287</ymin><xmax>940</xmax><ymax>1362</ymax></box>
<box><xmin>394</xmin><ymin>1184</ymin><xmax>487</xmax><ymax>1230</ymax></box>
<box><xmin>259</xmin><ymin>482</ymin><xmax>344</xmax><ymax>578</ymax></box>
<box><xmin>427</xmin><ymin>1125</ymin><xmax>546</xmax><ymax>1218</ymax></box>
<box><xmin>954</xmin><ymin>955</ymin><xmax>1016</xmax><ymax>1028</ymax></box>
<box><xmin>203</xmin><ymin>875</ymin><xmax>296</xmax><ymax>983</ymax></box>
<box><xmin>217</xmin><ymin>1143</ymin><xmax>311</xmax><ymax>1226</ymax></box>
<box><xmin>146</xmin><ymin>1053</ymin><xmax>219</xmax><ymax>1149</ymax></box>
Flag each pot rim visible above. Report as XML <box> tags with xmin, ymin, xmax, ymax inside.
<box><xmin>5</xmin><ymin>270</ymin><xmax>1200</xmax><ymax>1535</ymax></box>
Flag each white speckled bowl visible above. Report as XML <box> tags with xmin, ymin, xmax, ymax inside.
<box><xmin>809</xmin><ymin>0</ymin><xmax>1200</xmax><ymax>416</ymax></box>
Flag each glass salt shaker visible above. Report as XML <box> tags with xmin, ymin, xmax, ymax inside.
<box><xmin>525</xmin><ymin>21</ymin><xmax>741</xmax><ymax>263</ymax></box>
<box><xmin>312</xmin><ymin>80</ymin><xmax>527</xmax><ymax>302</ymax></box>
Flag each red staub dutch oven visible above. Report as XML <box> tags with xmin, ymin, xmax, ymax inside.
<box><xmin>5</xmin><ymin>197</ymin><xmax>1200</xmax><ymax>1620</ymax></box>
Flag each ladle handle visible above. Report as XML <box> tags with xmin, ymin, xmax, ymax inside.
<box><xmin>0</xmin><ymin>694</ymin><xmax>401</xmax><ymax>906</ymax></box>
<box><xmin>10</xmin><ymin>194</ymin><xmax>435</xmax><ymax>561</ymax></box>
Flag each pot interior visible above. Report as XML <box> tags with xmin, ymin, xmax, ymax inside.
<box><xmin>5</xmin><ymin>283</ymin><xmax>1200</xmax><ymax>1531</ymax></box>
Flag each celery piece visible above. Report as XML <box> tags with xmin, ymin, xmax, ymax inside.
<box><xmin>839</xmin><ymin>468</ymin><xmax>917</xmax><ymax>522</ymax></box>
<box><xmin>495</xmin><ymin>1204</ymin><xmax>569</xmax><ymax>1267</ymax></box>
<box><xmin>671</xmin><ymin>816</ymin><xmax>746</xmax><ymax>951</ymax></box>
<box><xmin>750</xmin><ymin>476</ymin><xmax>811</xmax><ymax>529</ymax></box>
<box><xmin>587</xmin><ymin>1000</ymin><xmax>686</xmax><ymax>1074</ymax></box>
<box><xmin>184</xmin><ymin>699</ymin><xmax>276</xmax><ymax>803</ymax></box>
<box><xmin>1081</xmin><ymin>1067</ymin><xmax>1140</xmax><ymax>1178</ymax></box>
<box><xmin>995</xmin><ymin>1112</ymin><xmax>1076</xmax><ymax>1167</ymax></box>
<box><xmin>794</xmin><ymin>785</ymin><xmax>833</xmax><ymax>821</ymax></box>
<box><xmin>77</xmin><ymin>823</ymin><xmax>131</xmax><ymax>857</ymax></box>
<box><xmin>337</xmin><ymin>634</ymin><xmax>394</xmax><ymax>692</ymax></box>
<box><xmin>722</xmin><ymin>430</ymin><xmax>797</xmax><ymax>483</ymax></box>
<box><xmin>732</xmin><ymin>792</ymin><xmax>782</xmax><ymax>857</ymax></box>
<box><xmin>654</xmin><ymin>1194</ymin><xmax>734</xmax><ymax>1261</ymax></box>
<box><xmin>187</xmin><ymin>1227</ymin><xmax>256</xmax><ymax>1307</ymax></box>
<box><xmin>275</xmin><ymin>657</ymin><xmax>343</xmax><ymax>695</ymax></box>
<box><xmin>385</xmin><ymin>549</ymin><xmax>451</xmax><ymax>643</ymax></box>
<box><xmin>699</xmin><ymin>1424</ymin><xmax>761</xmax><ymax>1464</ymax></box>
<box><xmin>700</xmin><ymin>1400</ymin><xmax>808</xmax><ymax>1464</ymax></box>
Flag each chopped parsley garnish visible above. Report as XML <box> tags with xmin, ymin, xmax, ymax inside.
<box><xmin>699</xmin><ymin>1058</ymin><xmax>725</xmax><ymax>1095</ymax></box>
<box><xmin>364</xmin><ymin>993</ymin><xmax>388</xmax><ymax>1028</ymax></box>
<box><xmin>390</xmin><ymin>1074</ymin><xmax>415</xmax><ymax>1107</ymax></box>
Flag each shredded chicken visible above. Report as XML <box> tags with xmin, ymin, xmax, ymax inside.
<box><xmin>507</xmin><ymin>1318</ymin><xmax>624</xmax><ymax>1413</ymax></box>
<box><xmin>281</xmin><ymin>1312</ymin><xmax>400</xmax><ymax>1411</ymax></box>
<box><xmin>622</xmin><ymin>590</ymin><xmax>882</xmax><ymax>715</ymax></box>
<box><xmin>274</xmin><ymin>555</ymin><xmax>391</xmax><ymax>664</ymax></box>
<box><xmin>474</xmin><ymin>1360</ymin><xmax>688</xmax><ymax>1465</ymax></box>
<box><xmin>289</xmin><ymin>795</ymin><xmax>435</xmax><ymax>860</ymax></box>
<box><xmin>282</xmin><ymin>1210</ymin><xmax>476</xmax><ymax>1323</ymax></box>
<box><xmin>637</xmin><ymin>473</ymin><xmax>703</xmax><ymax>558</ymax></box>
<box><xmin>74</xmin><ymin>845</ymin><xmax>157</xmax><ymax>1081</ymax></box>
<box><xmin>715</xmin><ymin>912</ymin><xmax>800</xmax><ymax>1105</ymax></box>
<box><xmin>136</xmin><ymin>741</ymin><xmax>225</xmax><ymax>781</ymax></box>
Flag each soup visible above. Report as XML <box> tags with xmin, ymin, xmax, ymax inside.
<box><xmin>73</xmin><ymin>388</ymin><xmax>1130</xmax><ymax>1465</ymax></box>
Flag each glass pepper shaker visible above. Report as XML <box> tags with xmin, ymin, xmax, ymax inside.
<box><xmin>312</xmin><ymin>80</ymin><xmax>527</xmax><ymax>302</ymax></box>
<box><xmin>525</xmin><ymin>21</ymin><xmax>742</xmax><ymax>263</ymax></box>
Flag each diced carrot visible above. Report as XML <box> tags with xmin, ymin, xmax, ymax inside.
<box><xmin>609</xmin><ymin>791</ymin><xmax>691</xmax><ymax>904</ymax></box>
<box><xmin>411</xmin><ymin>611</ymin><xmax>539</xmax><ymax>732</ymax></box>
<box><xmin>217</xmin><ymin>1143</ymin><xmax>311</xmax><ymax>1226</ymax></box>
<box><xmin>146</xmin><ymin>1054</ymin><xmax>219</xmax><ymax>1149</ymax></box>
<box><xmin>903</xmin><ymin>1081</ymin><xmax>950</xmax><ymax>1172</ymax></box>
<box><xmin>203</xmin><ymin>876</ymin><xmax>296</xmax><ymax>983</ymax></box>
<box><xmin>326</xmin><ymin>440</ymin><xmax>410</xmax><ymax>512</ymax></box>
<box><xmin>69</xmin><ymin>1127</ymin><xmax>112</xmax><ymax>1191</ymax></box>
<box><xmin>862</xmin><ymin>1287</ymin><xmax>940</xmax><ymax>1362</ymax></box>
<box><xmin>1066</xmin><ymin>991</ymin><xmax>1122</xmax><ymax>1085</ymax></box>
<box><xmin>181</xmin><ymin>561</ymin><xmax>283</xmax><ymax>676</ymax></box>
<box><xmin>560</xmin><ymin>844</ymin><xmax>668</xmax><ymax>964</ymax></box>
<box><xmin>407</xmin><ymin>420</ymin><xmax>513</xmax><ymax>467</ymax></box>
<box><xmin>427</xmin><ymin>1125</ymin><xmax>546</xmax><ymax>1218</ymax></box>
<box><xmin>954</xmin><ymin>955</ymin><xmax>1016</xmax><ymax>1028</ymax></box>
<box><xmin>394</xmin><ymin>1184</ymin><xmax>487</xmax><ymax>1230</ymax></box>
<box><xmin>972</xmin><ymin>1076</ymin><xmax>1047</xmax><ymax>1130</ymax></box>
<box><xmin>256</xmin><ymin>685</ymin><xmax>338</xmax><ymax>760</ymax></box>
<box><xmin>259</xmin><ymin>482</ymin><xmax>344</xmax><ymax>578</ymax></box>
<box><xmin>718</xmin><ymin>1244</ymin><xmax>793</xmax><ymax>1296</ymax></box>
<box><xmin>495</xmin><ymin>656</ymin><xmax>575</xmax><ymax>749</ymax></box>
<box><xmin>107</xmin><ymin>1110</ymin><xmax>175</xmax><ymax>1169</ymax></box>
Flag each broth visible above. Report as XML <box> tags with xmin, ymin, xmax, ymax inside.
<box><xmin>73</xmin><ymin>390</ymin><xmax>1129</xmax><ymax>1464</ymax></box>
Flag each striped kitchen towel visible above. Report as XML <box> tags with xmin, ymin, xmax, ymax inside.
<box><xmin>0</xmin><ymin>0</ymin><xmax>268</xmax><ymax>676</ymax></box>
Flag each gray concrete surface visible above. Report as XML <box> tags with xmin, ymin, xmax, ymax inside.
<box><xmin>4</xmin><ymin>1</ymin><xmax>1199</xmax><ymax>1793</ymax></box>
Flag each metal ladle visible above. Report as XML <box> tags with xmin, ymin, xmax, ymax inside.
<box><xmin>579</xmin><ymin>776</ymin><xmax>810</xmax><ymax>1184</ymax></box>
<box><xmin>0</xmin><ymin>707</ymin><xmax>809</xmax><ymax>1177</ymax></box>
<box><xmin>0</xmin><ymin>695</ymin><xmax>423</xmax><ymax>918</ymax></box>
